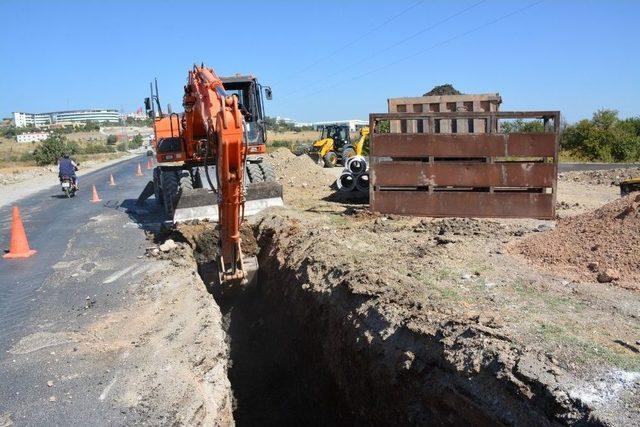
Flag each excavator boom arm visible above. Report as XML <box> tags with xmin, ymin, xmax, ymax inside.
<box><xmin>185</xmin><ymin>66</ymin><xmax>247</xmax><ymax>280</ymax></box>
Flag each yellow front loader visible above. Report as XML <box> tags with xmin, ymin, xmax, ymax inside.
<box><xmin>308</xmin><ymin>125</ymin><xmax>369</xmax><ymax>168</ymax></box>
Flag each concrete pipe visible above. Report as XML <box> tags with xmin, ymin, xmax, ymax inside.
<box><xmin>336</xmin><ymin>171</ymin><xmax>357</xmax><ymax>192</ymax></box>
<box><xmin>355</xmin><ymin>172</ymin><xmax>369</xmax><ymax>192</ymax></box>
<box><xmin>346</xmin><ymin>155</ymin><xmax>367</xmax><ymax>175</ymax></box>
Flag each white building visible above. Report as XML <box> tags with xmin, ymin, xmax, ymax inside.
<box><xmin>13</xmin><ymin>109</ymin><xmax>121</xmax><ymax>128</ymax></box>
<box><xmin>16</xmin><ymin>132</ymin><xmax>50</xmax><ymax>143</ymax></box>
<box><xmin>302</xmin><ymin>119</ymin><xmax>368</xmax><ymax>132</ymax></box>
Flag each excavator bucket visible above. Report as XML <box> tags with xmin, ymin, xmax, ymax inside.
<box><xmin>198</xmin><ymin>252</ymin><xmax>259</xmax><ymax>295</ymax></box>
<box><xmin>307</xmin><ymin>151</ymin><xmax>322</xmax><ymax>166</ymax></box>
<box><xmin>216</xmin><ymin>252</ymin><xmax>259</xmax><ymax>292</ymax></box>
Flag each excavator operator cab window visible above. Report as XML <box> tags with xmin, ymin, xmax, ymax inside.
<box><xmin>222</xmin><ymin>78</ymin><xmax>266</xmax><ymax>147</ymax></box>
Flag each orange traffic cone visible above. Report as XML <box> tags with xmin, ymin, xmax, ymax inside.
<box><xmin>146</xmin><ymin>158</ymin><xmax>153</xmax><ymax>169</ymax></box>
<box><xmin>136</xmin><ymin>163</ymin><xmax>143</xmax><ymax>176</ymax></box>
<box><xmin>109</xmin><ymin>174</ymin><xmax>116</xmax><ymax>186</ymax></box>
<box><xmin>3</xmin><ymin>206</ymin><xmax>37</xmax><ymax>259</ymax></box>
<box><xmin>90</xmin><ymin>185</ymin><xmax>102</xmax><ymax>203</ymax></box>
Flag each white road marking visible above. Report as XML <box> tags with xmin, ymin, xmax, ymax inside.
<box><xmin>102</xmin><ymin>265</ymin><xmax>136</xmax><ymax>284</ymax></box>
<box><xmin>99</xmin><ymin>375</ymin><xmax>118</xmax><ymax>401</ymax></box>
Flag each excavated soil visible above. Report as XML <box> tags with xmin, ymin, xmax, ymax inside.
<box><xmin>514</xmin><ymin>194</ymin><xmax>640</xmax><ymax>288</ymax></box>
<box><xmin>266</xmin><ymin>148</ymin><xmax>335</xmax><ymax>208</ymax></box>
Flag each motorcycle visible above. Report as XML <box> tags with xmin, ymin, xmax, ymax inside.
<box><xmin>60</xmin><ymin>175</ymin><xmax>77</xmax><ymax>198</ymax></box>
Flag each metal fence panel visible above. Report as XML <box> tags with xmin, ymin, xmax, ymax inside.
<box><xmin>369</xmin><ymin>111</ymin><xmax>559</xmax><ymax>219</ymax></box>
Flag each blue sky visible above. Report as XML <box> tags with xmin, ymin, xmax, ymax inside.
<box><xmin>0</xmin><ymin>0</ymin><xmax>638</xmax><ymax>123</ymax></box>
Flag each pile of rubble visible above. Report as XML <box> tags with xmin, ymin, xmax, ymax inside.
<box><xmin>559</xmin><ymin>167</ymin><xmax>640</xmax><ymax>186</ymax></box>
<box><xmin>514</xmin><ymin>194</ymin><xmax>640</xmax><ymax>287</ymax></box>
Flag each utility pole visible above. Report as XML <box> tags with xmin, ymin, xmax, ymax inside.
<box><xmin>120</xmin><ymin>106</ymin><xmax>128</xmax><ymax>151</ymax></box>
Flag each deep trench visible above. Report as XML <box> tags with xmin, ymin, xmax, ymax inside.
<box><xmin>191</xmin><ymin>228</ymin><xmax>583</xmax><ymax>426</ymax></box>
<box><xmin>198</xmin><ymin>262</ymin><xmax>357</xmax><ymax>425</ymax></box>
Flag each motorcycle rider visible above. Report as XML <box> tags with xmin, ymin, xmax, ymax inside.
<box><xmin>58</xmin><ymin>153</ymin><xmax>79</xmax><ymax>189</ymax></box>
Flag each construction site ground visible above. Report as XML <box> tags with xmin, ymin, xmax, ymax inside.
<box><xmin>1</xmin><ymin>150</ymin><xmax>639</xmax><ymax>425</ymax></box>
<box><xmin>191</xmin><ymin>149</ymin><xmax>638</xmax><ymax>424</ymax></box>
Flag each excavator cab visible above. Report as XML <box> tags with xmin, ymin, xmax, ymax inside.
<box><xmin>220</xmin><ymin>75</ymin><xmax>268</xmax><ymax>157</ymax></box>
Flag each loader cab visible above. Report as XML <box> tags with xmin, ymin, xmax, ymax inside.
<box><xmin>321</xmin><ymin>124</ymin><xmax>351</xmax><ymax>150</ymax></box>
<box><xmin>221</xmin><ymin>75</ymin><xmax>270</xmax><ymax>155</ymax></box>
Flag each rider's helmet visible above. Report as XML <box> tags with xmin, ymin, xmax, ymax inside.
<box><xmin>63</xmin><ymin>153</ymin><xmax>70</xmax><ymax>159</ymax></box>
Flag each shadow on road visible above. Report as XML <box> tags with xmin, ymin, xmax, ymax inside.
<box><xmin>112</xmin><ymin>199</ymin><xmax>166</xmax><ymax>238</ymax></box>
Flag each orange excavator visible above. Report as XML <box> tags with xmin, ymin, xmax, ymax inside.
<box><xmin>145</xmin><ymin>64</ymin><xmax>282</xmax><ymax>286</ymax></box>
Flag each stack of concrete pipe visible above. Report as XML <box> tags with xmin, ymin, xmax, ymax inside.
<box><xmin>336</xmin><ymin>155</ymin><xmax>369</xmax><ymax>193</ymax></box>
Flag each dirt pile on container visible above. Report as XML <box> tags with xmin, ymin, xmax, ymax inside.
<box><xmin>514</xmin><ymin>194</ymin><xmax>640</xmax><ymax>287</ymax></box>
<box><xmin>423</xmin><ymin>84</ymin><xmax>462</xmax><ymax>96</ymax></box>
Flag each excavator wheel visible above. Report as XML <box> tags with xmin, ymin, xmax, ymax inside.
<box><xmin>323</xmin><ymin>151</ymin><xmax>338</xmax><ymax>168</ymax></box>
<box><xmin>179</xmin><ymin>170</ymin><xmax>194</xmax><ymax>192</ymax></box>
<box><xmin>259</xmin><ymin>161</ymin><xmax>277</xmax><ymax>182</ymax></box>
<box><xmin>160</xmin><ymin>169</ymin><xmax>179</xmax><ymax>218</ymax></box>
<box><xmin>246</xmin><ymin>163</ymin><xmax>264</xmax><ymax>183</ymax></box>
<box><xmin>153</xmin><ymin>167</ymin><xmax>163</xmax><ymax>207</ymax></box>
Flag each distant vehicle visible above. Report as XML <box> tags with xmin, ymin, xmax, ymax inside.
<box><xmin>308</xmin><ymin>125</ymin><xmax>370</xmax><ymax>167</ymax></box>
<box><xmin>146</xmin><ymin>149</ymin><xmax>154</xmax><ymax>156</ymax></box>
<box><xmin>60</xmin><ymin>175</ymin><xmax>77</xmax><ymax>198</ymax></box>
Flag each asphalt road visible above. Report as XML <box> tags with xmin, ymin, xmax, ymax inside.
<box><xmin>0</xmin><ymin>155</ymin><xmax>162</xmax><ymax>426</ymax></box>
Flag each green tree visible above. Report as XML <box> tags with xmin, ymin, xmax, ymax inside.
<box><xmin>500</xmin><ymin>119</ymin><xmax>545</xmax><ymax>133</ymax></box>
<box><xmin>0</xmin><ymin>125</ymin><xmax>17</xmax><ymax>138</ymax></box>
<box><xmin>33</xmin><ymin>134</ymin><xmax>67</xmax><ymax>165</ymax></box>
<box><xmin>376</xmin><ymin>120</ymin><xmax>390</xmax><ymax>133</ymax></box>
<box><xmin>129</xmin><ymin>134</ymin><xmax>143</xmax><ymax>148</ymax></box>
<box><xmin>561</xmin><ymin>109</ymin><xmax>640</xmax><ymax>162</ymax></box>
<box><xmin>106</xmin><ymin>134</ymin><xmax>118</xmax><ymax>145</ymax></box>
<box><xmin>591</xmin><ymin>109</ymin><xmax>618</xmax><ymax>130</ymax></box>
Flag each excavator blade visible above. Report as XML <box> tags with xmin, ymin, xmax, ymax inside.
<box><xmin>173</xmin><ymin>181</ymin><xmax>283</xmax><ymax>223</ymax></box>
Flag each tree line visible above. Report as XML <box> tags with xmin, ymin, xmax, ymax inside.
<box><xmin>30</xmin><ymin>133</ymin><xmax>144</xmax><ymax>165</ymax></box>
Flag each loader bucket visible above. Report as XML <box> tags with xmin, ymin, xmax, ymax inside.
<box><xmin>172</xmin><ymin>181</ymin><xmax>284</xmax><ymax>223</ymax></box>
<box><xmin>307</xmin><ymin>151</ymin><xmax>323</xmax><ymax>166</ymax></box>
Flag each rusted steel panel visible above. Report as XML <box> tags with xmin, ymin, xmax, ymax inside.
<box><xmin>370</xmin><ymin>192</ymin><xmax>555</xmax><ymax>219</ymax></box>
<box><xmin>506</xmin><ymin>134</ymin><xmax>556</xmax><ymax>157</ymax></box>
<box><xmin>371</xmin><ymin>133</ymin><xmax>555</xmax><ymax>158</ymax></box>
<box><xmin>372</xmin><ymin>162</ymin><xmax>555</xmax><ymax>188</ymax></box>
